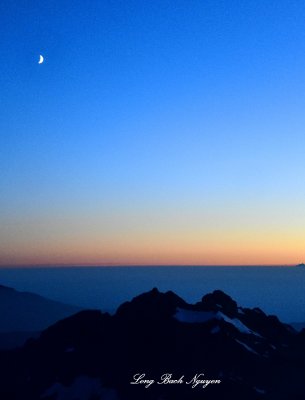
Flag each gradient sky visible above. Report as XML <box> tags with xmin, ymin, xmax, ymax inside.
<box><xmin>1</xmin><ymin>0</ymin><xmax>305</xmax><ymax>266</ymax></box>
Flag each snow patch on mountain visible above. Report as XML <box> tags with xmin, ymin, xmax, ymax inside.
<box><xmin>235</xmin><ymin>339</ymin><xmax>259</xmax><ymax>355</ymax></box>
<box><xmin>211</xmin><ymin>325</ymin><xmax>220</xmax><ymax>334</ymax></box>
<box><xmin>175</xmin><ymin>308</ymin><xmax>262</xmax><ymax>337</ymax></box>
<box><xmin>217</xmin><ymin>312</ymin><xmax>262</xmax><ymax>337</ymax></box>
<box><xmin>41</xmin><ymin>375</ymin><xmax>118</xmax><ymax>400</ymax></box>
<box><xmin>64</xmin><ymin>347</ymin><xmax>75</xmax><ymax>353</ymax></box>
<box><xmin>254</xmin><ymin>386</ymin><xmax>266</xmax><ymax>395</ymax></box>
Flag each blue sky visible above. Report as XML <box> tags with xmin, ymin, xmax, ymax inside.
<box><xmin>1</xmin><ymin>1</ymin><xmax>305</xmax><ymax>265</ymax></box>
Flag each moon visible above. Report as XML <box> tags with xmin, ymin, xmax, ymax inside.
<box><xmin>38</xmin><ymin>55</ymin><xmax>44</xmax><ymax>64</ymax></box>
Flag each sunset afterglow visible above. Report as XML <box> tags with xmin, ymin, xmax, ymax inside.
<box><xmin>1</xmin><ymin>1</ymin><xmax>305</xmax><ymax>266</ymax></box>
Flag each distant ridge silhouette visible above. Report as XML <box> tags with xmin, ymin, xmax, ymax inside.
<box><xmin>0</xmin><ymin>283</ymin><xmax>81</xmax><ymax>349</ymax></box>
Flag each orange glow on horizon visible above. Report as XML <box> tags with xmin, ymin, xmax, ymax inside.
<box><xmin>0</xmin><ymin>233</ymin><xmax>303</xmax><ymax>267</ymax></box>
<box><xmin>1</xmin><ymin>203</ymin><xmax>304</xmax><ymax>267</ymax></box>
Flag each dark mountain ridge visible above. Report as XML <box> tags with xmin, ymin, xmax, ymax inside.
<box><xmin>0</xmin><ymin>283</ymin><xmax>81</xmax><ymax>349</ymax></box>
<box><xmin>0</xmin><ymin>283</ymin><xmax>81</xmax><ymax>332</ymax></box>
<box><xmin>0</xmin><ymin>288</ymin><xmax>305</xmax><ymax>400</ymax></box>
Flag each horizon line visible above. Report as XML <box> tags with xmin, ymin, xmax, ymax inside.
<box><xmin>0</xmin><ymin>263</ymin><xmax>299</xmax><ymax>268</ymax></box>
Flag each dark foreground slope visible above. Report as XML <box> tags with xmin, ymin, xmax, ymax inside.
<box><xmin>0</xmin><ymin>288</ymin><xmax>305</xmax><ymax>400</ymax></box>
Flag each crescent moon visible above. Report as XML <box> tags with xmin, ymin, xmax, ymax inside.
<box><xmin>38</xmin><ymin>55</ymin><xmax>44</xmax><ymax>64</ymax></box>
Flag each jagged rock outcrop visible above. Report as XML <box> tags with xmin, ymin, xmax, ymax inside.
<box><xmin>0</xmin><ymin>288</ymin><xmax>305</xmax><ymax>400</ymax></box>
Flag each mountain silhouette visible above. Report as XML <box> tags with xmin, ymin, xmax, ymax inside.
<box><xmin>0</xmin><ymin>284</ymin><xmax>81</xmax><ymax>349</ymax></box>
<box><xmin>0</xmin><ymin>288</ymin><xmax>304</xmax><ymax>400</ymax></box>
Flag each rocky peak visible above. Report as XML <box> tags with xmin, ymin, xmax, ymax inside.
<box><xmin>115</xmin><ymin>287</ymin><xmax>187</xmax><ymax>321</ymax></box>
<box><xmin>198</xmin><ymin>290</ymin><xmax>238</xmax><ymax>317</ymax></box>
